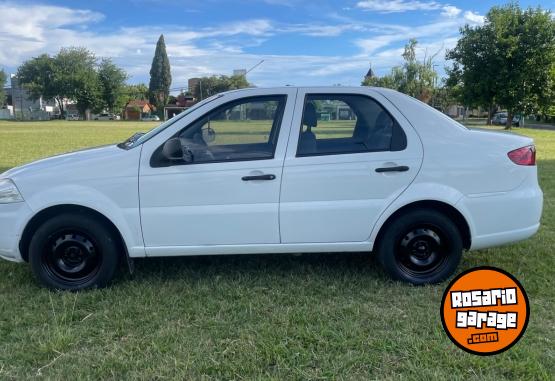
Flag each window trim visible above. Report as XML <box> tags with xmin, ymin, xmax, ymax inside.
<box><xmin>150</xmin><ymin>95</ymin><xmax>287</xmax><ymax>167</ymax></box>
<box><xmin>295</xmin><ymin>93</ymin><xmax>406</xmax><ymax>158</ymax></box>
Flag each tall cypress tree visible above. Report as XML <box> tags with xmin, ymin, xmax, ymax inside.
<box><xmin>148</xmin><ymin>34</ymin><xmax>172</xmax><ymax>114</ymax></box>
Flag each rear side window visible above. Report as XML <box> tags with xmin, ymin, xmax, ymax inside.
<box><xmin>297</xmin><ymin>94</ymin><xmax>406</xmax><ymax>156</ymax></box>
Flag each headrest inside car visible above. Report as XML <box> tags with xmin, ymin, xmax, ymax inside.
<box><xmin>303</xmin><ymin>102</ymin><xmax>317</xmax><ymax>127</ymax></box>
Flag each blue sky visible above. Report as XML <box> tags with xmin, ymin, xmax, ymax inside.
<box><xmin>1</xmin><ymin>0</ymin><xmax>553</xmax><ymax>91</ymax></box>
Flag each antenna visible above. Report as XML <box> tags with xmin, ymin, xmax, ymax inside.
<box><xmin>246</xmin><ymin>60</ymin><xmax>265</xmax><ymax>75</ymax></box>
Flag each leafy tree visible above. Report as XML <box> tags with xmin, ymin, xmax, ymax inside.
<box><xmin>123</xmin><ymin>83</ymin><xmax>149</xmax><ymax>101</ymax></box>
<box><xmin>430</xmin><ymin>84</ymin><xmax>458</xmax><ymax>114</ymax></box>
<box><xmin>362</xmin><ymin>39</ymin><xmax>438</xmax><ymax>103</ymax></box>
<box><xmin>98</xmin><ymin>58</ymin><xmax>128</xmax><ymax>114</ymax></box>
<box><xmin>167</xmin><ymin>95</ymin><xmax>178</xmax><ymax>105</ymax></box>
<box><xmin>447</xmin><ymin>4</ymin><xmax>555</xmax><ymax>128</ymax></box>
<box><xmin>539</xmin><ymin>65</ymin><xmax>555</xmax><ymax>121</ymax></box>
<box><xmin>17</xmin><ymin>47</ymin><xmax>100</xmax><ymax>117</ymax></box>
<box><xmin>193</xmin><ymin>75</ymin><xmax>250</xmax><ymax>100</ymax></box>
<box><xmin>446</xmin><ymin>23</ymin><xmax>500</xmax><ymax>124</ymax></box>
<box><xmin>17</xmin><ymin>54</ymin><xmax>60</xmax><ymax>111</ymax></box>
<box><xmin>148</xmin><ymin>34</ymin><xmax>172</xmax><ymax>115</ymax></box>
<box><xmin>55</xmin><ymin>47</ymin><xmax>100</xmax><ymax>118</ymax></box>
<box><xmin>0</xmin><ymin>69</ymin><xmax>6</xmax><ymax>106</ymax></box>
<box><xmin>119</xmin><ymin>83</ymin><xmax>149</xmax><ymax>119</ymax></box>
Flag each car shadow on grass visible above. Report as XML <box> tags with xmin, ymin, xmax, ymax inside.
<box><xmin>125</xmin><ymin>251</ymin><xmax>389</xmax><ymax>285</ymax></box>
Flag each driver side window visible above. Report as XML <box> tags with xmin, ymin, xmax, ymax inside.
<box><xmin>177</xmin><ymin>95</ymin><xmax>286</xmax><ymax>163</ymax></box>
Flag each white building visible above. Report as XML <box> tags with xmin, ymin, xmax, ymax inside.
<box><xmin>8</xmin><ymin>74</ymin><xmax>59</xmax><ymax>119</ymax></box>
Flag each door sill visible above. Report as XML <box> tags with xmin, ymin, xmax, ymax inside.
<box><xmin>141</xmin><ymin>242</ymin><xmax>372</xmax><ymax>257</ymax></box>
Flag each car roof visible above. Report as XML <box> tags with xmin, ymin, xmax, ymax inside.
<box><xmin>223</xmin><ymin>86</ymin><xmax>381</xmax><ymax>91</ymax></box>
<box><xmin>218</xmin><ymin>86</ymin><xmax>398</xmax><ymax>99</ymax></box>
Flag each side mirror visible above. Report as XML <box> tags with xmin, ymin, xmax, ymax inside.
<box><xmin>162</xmin><ymin>138</ymin><xmax>194</xmax><ymax>163</ymax></box>
<box><xmin>162</xmin><ymin>138</ymin><xmax>183</xmax><ymax>161</ymax></box>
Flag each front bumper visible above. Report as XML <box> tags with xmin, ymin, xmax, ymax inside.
<box><xmin>0</xmin><ymin>201</ymin><xmax>34</xmax><ymax>262</ymax></box>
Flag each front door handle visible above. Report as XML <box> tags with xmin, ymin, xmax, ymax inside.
<box><xmin>242</xmin><ymin>174</ymin><xmax>276</xmax><ymax>181</ymax></box>
<box><xmin>375</xmin><ymin>166</ymin><xmax>409</xmax><ymax>173</ymax></box>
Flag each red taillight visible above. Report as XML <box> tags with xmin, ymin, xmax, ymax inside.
<box><xmin>508</xmin><ymin>145</ymin><xmax>536</xmax><ymax>166</ymax></box>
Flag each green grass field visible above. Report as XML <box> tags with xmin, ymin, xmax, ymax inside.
<box><xmin>0</xmin><ymin>120</ymin><xmax>553</xmax><ymax>380</ymax></box>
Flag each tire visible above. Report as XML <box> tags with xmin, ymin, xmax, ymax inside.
<box><xmin>376</xmin><ymin>209</ymin><xmax>463</xmax><ymax>285</ymax></box>
<box><xmin>28</xmin><ymin>213</ymin><xmax>120</xmax><ymax>291</ymax></box>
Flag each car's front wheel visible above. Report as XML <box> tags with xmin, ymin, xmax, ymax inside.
<box><xmin>376</xmin><ymin>209</ymin><xmax>463</xmax><ymax>284</ymax></box>
<box><xmin>29</xmin><ymin>214</ymin><xmax>120</xmax><ymax>290</ymax></box>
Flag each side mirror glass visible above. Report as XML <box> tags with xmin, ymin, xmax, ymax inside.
<box><xmin>162</xmin><ymin>138</ymin><xmax>194</xmax><ymax>163</ymax></box>
<box><xmin>202</xmin><ymin>126</ymin><xmax>216</xmax><ymax>143</ymax></box>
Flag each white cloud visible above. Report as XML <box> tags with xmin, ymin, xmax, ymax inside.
<box><xmin>356</xmin><ymin>0</ymin><xmax>441</xmax><ymax>13</ymax></box>
<box><xmin>279</xmin><ymin>23</ymin><xmax>366</xmax><ymax>37</ymax></box>
<box><xmin>355</xmin><ymin>18</ymin><xmax>462</xmax><ymax>55</ymax></box>
<box><xmin>357</xmin><ymin>0</ymin><xmax>464</xmax><ymax>21</ymax></box>
<box><xmin>0</xmin><ymin>1</ymin><xmax>487</xmax><ymax>89</ymax></box>
<box><xmin>356</xmin><ymin>35</ymin><xmax>400</xmax><ymax>55</ymax></box>
<box><xmin>441</xmin><ymin>5</ymin><xmax>461</xmax><ymax>18</ymax></box>
<box><xmin>464</xmin><ymin>11</ymin><xmax>485</xmax><ymax>24</ymax></box>
<box><xmin>0</xmin><ymin>1</ymin><xmax>104</xmax><ymax>64</ymax></box>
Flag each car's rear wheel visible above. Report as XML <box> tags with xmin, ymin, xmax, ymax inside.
<box><xmin>376</xmin><ymin>209</ymin><xmax>463</xmax><ymax>284</ymax></box>
<box><xmin>29</xmin><ymin>214</ymin><xmax>120</xmax><ymax>290</ymax></box>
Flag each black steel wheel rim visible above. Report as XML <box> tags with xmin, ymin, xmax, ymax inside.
<box><xmin>42</xmin><ymin>229</ymin><xmax>102</xmax><ymax>285</ymax></box>
<box><xmin>395</xmin><ymin>224</ymin><xmax>449</xmax><ymax>278</ymax></box>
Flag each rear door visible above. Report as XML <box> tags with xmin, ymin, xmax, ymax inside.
<box><xmin>279</xmin><ymin>88</ymin><xmax>423</xmax><ymax>244</ymax></box>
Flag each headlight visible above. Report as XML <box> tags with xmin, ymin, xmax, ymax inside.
<box><xmin>0</xmin><ymin>179</ymin><xmax>24</xmax><ymax>204</ymax></box>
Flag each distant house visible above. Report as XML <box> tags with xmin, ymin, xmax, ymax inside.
<box><xmin>125</xmin><ymin>100</ymin><xmax>155</xmax><ymax>120</ymax></box>
<box><xmin>164</xmin><ymin>93</ymin><xmax>197</xmax><ymax>120</ymax></box>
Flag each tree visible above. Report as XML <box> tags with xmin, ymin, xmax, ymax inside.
<box><xmin>362</xmin><ymin>39</ymin><xmax>438</xmax><ymax>103</ymax></box>
<box><xmin>119</xmin><ymin>83</ymin><xmax>149</xmax><ymax>119</ymax></box>
<box><xmin>55</xmin><ymin>47</ymin><xmax>100</xmax><ymax>118</ymax></box>
<box><xmin>148</xmin><ymin>34</ymin><xmax>172</xmax><ymax>115</ymax></box>
<box><xmin>17</xmin><ymin>47</ymin><xmax>100</xmax><ymax>117</ymax></box>
<box><xmin>193</xmin><ymin>75</ymin><xmax>250</xmax><ymax>100</ymax></box>
<box><xmin>447</xmin><ymin>4</ymin><xmax>555</xmax><ymax>128</ymax></box>
<box><xmin>0</xmin><ymin>69</ymin><xmax>6</xmax><ymax>106</ymax></box>
<box><xmin>17</xmin><ymin>54</ymin><xmax>59</xmax><ymax>111</ymax></box>
<box><xmin>446</xmin><ymin>23</ymin><xmax>500</xmax><ymax>124</ymax></box>
<box><xmin>430</xmin><ymin>83</ymin><xmax>458</xmax><ymax>114</ymax></box>
<box><xmin>98</xmin><ymin>58</ymin><xmax>128</xmax><ymax>114</ymax></box>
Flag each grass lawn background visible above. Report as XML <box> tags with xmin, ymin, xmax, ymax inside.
<box><xmin>0</xmin><ymin>120</ymin><xmax>553</xmax><ymax>379</ymax></box>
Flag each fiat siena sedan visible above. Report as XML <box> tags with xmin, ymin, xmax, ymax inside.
<box><xmin>0</xmin><ymin>87</ymin><xmax>543</xmax><ymax>290</ymax></box>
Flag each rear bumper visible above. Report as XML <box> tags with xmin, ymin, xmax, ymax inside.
<box><xmin>459</xmin><ymin>180</ymin><xmax>543</xmax><ymax>251</ymax></box>
<box><xmin>470</xmin><ymin>223</ymin><xmax>540</xmax><ymax>251</ymax></box>
<box><xmin>0</xmin><ymin>201</ymin><xmax>34</xmax><ymax>262</ymax></box>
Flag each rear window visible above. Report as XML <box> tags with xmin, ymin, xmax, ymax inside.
<box><xmin>297</xmin><ymin>94</ymin><xmax>407</xmax><ymax>156</ymax></box>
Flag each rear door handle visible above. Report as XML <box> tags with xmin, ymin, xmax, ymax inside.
<box><xmin>242</xmin><ymin>174</ymin><xmax>276</xmax><ymax>181</ymax></box>
<box><xmin>375</xmin><ymin>166</ymin><xmax>410</xmax><ymax>173</ymax></box>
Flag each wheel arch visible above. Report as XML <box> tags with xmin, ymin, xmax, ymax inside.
<box><xmin>373</xmin><ymin>200</ymin><xmax>472</xmax><ymax>251</ymax></box>
<box><xmin>19</xmin><ymin>204</ymin><xmax>128</xmax><ymax>262</ymax></box>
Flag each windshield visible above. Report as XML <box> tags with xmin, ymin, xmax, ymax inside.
<box><xmin>122</xmin><ymin>94</ymin><xmax>223</xmax><ymax>149</ymax></box>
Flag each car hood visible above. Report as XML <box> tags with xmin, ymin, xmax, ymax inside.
<box><xmin>1</xmin><ymin>144</ymin><xmax>124</xmax><ymax>180</ymax></box>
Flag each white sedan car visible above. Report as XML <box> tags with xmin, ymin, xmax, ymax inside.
<box><xmin>142</xmin><ymin>114</ymin><xmax>161</xmax><ymax>122</ymax></box>
<box><xmin>94</xmin><ymin>113</ymin><xmax>119</xmax><ymax>121</ymax></box>
<box><xmin>0</xmin><ymin>87</ymin><xmax>543</xmax><ymax>290</ymax></box>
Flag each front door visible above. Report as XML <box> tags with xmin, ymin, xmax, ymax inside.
<box><xmin>139</xmin><ymin>90</ymin><xmax>296</xmax><ymax>251</ymax></box>
<box><xmin>279</xmin><ymin>89</ymin><xmax>423</xmax><ymax>244</ymax></box>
